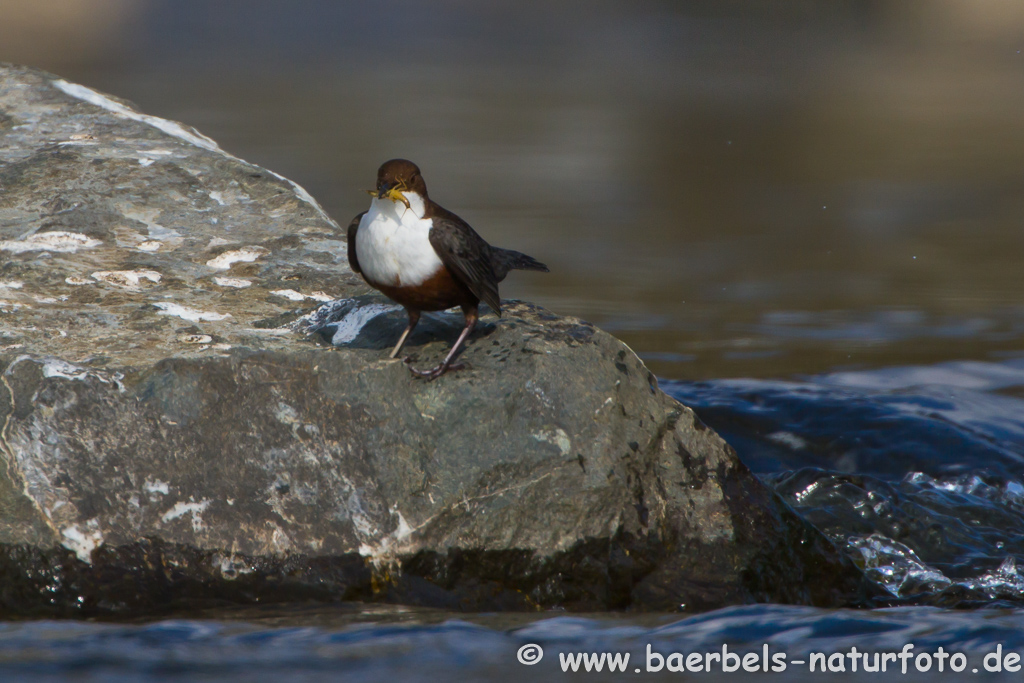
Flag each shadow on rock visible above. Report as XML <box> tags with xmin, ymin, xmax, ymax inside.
<box><xmin>295</xmin><ymin>295</ymin><xmax>497</xmax><ymax>352</ymax></box>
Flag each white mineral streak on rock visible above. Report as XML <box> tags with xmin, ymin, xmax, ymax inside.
<box><xmin>137</xmin><ymin>241</ymin><xmax>163</xmax><ymax>252</ymax></box>
<box><xmin>206</xmin><ymin>246</ymin><xmax>268</xmax><ymax>270</ymax></box>
<box><xmin>53</xmin><ymin>79</ymin><xmax>339</xmax><ymax>228</ymax></box>
<box><xmin>57</xmin><ymin>137</ymin><xmax>98</xmax><ymax>147</ymax></box>
<box><xmin>271</xmin><ymin>289</ymin><xmax>334</xmax><ymax>302</ymax></box>
<box><xmin>394</xmin><ymin>511</ymin><xmax>413</xmax><ymax>541</ymax></box>
<box><xmin>213</xmin><ymin>277</ymin><xmax>251</xmax><ymax>288</ymax></box>
<box><xmin>358</xmin><ymin>508</ymin><xmax>416</xmax><ymax>561</ymax></box>
<box><xmin>137</xmin><ymin>150</ymin><xmax>174</xmax><ymax>167</ymax></box>
<box><xmin>39</xmin><ymin>358</ymin><xmax>124</xmax><ymax>390</ymax></box>
<box><xmin>0</xmin><ymin>281</ymin><xmax>24</xmax><ymax>289</ymax></box>
<box><xmin>244</xmin><ymin>328</ymin><xmax>292</xmax><ymax>335</ymax></box>
<box><xmin>64</xmin><ymin>276</ymin><xmax>94</xmax><ymax>286</ymax></box>
<box><xmin>90</xmin><ymin>270</ymin><xmax>162</xmax><ymax>288</ymax></box>
<box><xmin>144</xmin><ymin>479</ymin><xmax>170</xmax><ymax>495</ymax></box>
<box><xmin>0</xmin><ymin>231</ymin><xmax>101</xmax><ymax>253</ymax></box>
<box><xmin>161</xmin><ymin>499</ymin><xmax>211</xmax><ymax>531</ymax></box>
<box><xmin>54</xmin><ymin>80</ymin><xmax>223</xmax><ymax>152</ymax></box>
<box><xmin>41</xmin><ymin>359</ymin><xmax>90</xmax><ymax>380</ymax></box>
<box><xmin>154</xmin><ymin>302</ymin><xmax>231</xmax><ymax>322</ymax></box>
<box><xmin>271</xmin><ymin>289</ymin><xmax>307</xmax><ymax>302</ymax></box>
<box><xmin>61</xmin><ymin>521</ymin><xmax>104</xmax><ymax>563</ymax></box>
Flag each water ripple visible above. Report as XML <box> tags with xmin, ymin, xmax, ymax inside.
<box><xmin>664</xmin><ymin>358</ymin><xmax>1024</xmax><ymax>606</ymax></box>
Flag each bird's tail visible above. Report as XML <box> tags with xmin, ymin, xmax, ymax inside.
<box><xmin>491</xmin><ymin>247</ymin><xmax>549</xmax><ymax>280</ymax></box>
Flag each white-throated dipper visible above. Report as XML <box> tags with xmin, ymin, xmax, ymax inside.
<box><xmin>347</xmin><ymin>159</ymin><xmax>548</xmax><ymax>379</ymax></box>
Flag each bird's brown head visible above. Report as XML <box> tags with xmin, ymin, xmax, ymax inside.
<box><xmin>374</xmin><ymin>159</ymin><xmax>427</xmax><ymax>206</ymax></box>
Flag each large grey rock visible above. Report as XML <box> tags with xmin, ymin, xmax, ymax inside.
<box><xmin>0</xmin><ymin>65</ymin><xmax>878</xmax><ymax>615</ymax></box>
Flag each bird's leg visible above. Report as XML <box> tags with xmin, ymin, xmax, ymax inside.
<box><xmin>406</xmin><ymin>304</ymin><xmax>477</xmax><ymax>380</ymax></box>
<box><xmin>389</xmin><ymin>309</ymin><xmax>421</xmax><ymax>359</ymax></box>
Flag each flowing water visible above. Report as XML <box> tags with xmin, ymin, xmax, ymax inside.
<box><xmin>3</xmin><ymin>0</ymin><xmax>1024</xmax><ymax>679</ymax></box>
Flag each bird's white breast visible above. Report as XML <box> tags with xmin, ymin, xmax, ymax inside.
<box><xmin>355</xmin><ymin>193</ymin><xmax>443</xmax><ymax>288</ymax></box>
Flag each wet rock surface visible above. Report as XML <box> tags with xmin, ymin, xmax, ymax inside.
<box><xmin>0</xmin><ymin>64</ymin><xmax>877</xmax><ymax>616</ymax></box>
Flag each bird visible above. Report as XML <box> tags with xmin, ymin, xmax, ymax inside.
<box><xmin>347</xmin><ymin>159</ymin><xmax>549</xmax><ymax>379</ymax></box>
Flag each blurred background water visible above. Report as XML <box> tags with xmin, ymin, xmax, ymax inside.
<box><xmin>4</xmin><ymin>1</ymin><xmax>1024</xmax><ymax>680</ymax></box>
<box><xmin>8</xmin><ymin>0</ymin><xmax>1024</xmax><ymax>380</ymax></box>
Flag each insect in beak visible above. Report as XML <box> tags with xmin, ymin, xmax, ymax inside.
<box><xmin>368</xmin><ymin>181</ymin><xmax>411</xmax><ymax>210</ymax></box>
<box><xmin>385</xmin><ymin>186</ymin><xmax>411</xmax><ymax>210</ymax></box>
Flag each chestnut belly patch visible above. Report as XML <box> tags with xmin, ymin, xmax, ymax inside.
<box><xmin>372</xmin><ymin>266</ymin><xmax>476</xmax><ymax>311</ymax></box>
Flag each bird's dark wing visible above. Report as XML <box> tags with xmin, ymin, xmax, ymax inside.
<box><xmin>347</xmin><ymin>211</ymin><xmax>366</xmax><ymax>274</ymax></box>
<box><xmin>428</xmin><ymin>214</ymin><xmax>502</xmax><ymax>315</ymax></box>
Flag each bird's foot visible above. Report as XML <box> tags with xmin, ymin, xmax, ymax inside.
<box><xmin>403</xmin><ymin>356</ymin><xmax>466</xmax><ymax>380</ymax></box>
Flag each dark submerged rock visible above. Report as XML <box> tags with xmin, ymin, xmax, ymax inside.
<box><xmin>0</xmin><ymin>65</ymin><xmax>878</xmax><ymax>616</ymax></box>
